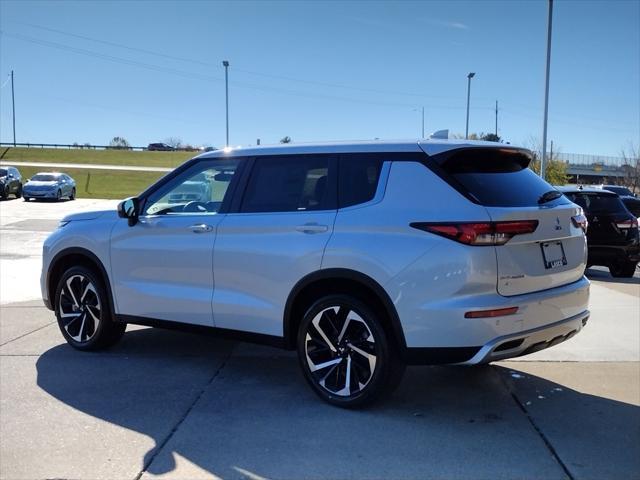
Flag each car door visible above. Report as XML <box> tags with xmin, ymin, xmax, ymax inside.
<box><xmin>212</xmin><ymin>154</ymin><xmax>337</xmax><ymax>337</ymax></box>
<box><xmin>110</xmin><ymin>157</ymin><xmax>243</xmax><ymax>326</ymax></box>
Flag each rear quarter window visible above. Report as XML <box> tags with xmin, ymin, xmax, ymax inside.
<box><xmin>338</xmin><ymin>155</ymin><xmax>384</xmax><ymax>208</ymax></box>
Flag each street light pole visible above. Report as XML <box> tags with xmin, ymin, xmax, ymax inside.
<box><xmin>223</xmin><ymin>60</ymin><xmax>230</xmax><ymax>147</ymax></box>
<box><xmin>11</xmin><ymin>70</ymin><xmax>16</xmax><ymax>146</ymax></box>
<box><xmin>495</xmin><ymin>100</ymin><xmax>498</xmax><ymax>137</ymax></box>
<box><xmin>465</xmin><ymin>72</ymin><xmax>475</xmax><ymax>139</ymax></box>
<box><xmin>540</xmin><ymin>0</ymin><xmax>553</xmax><ymax>179</ymax></box>
<box><xmin>421</xmin><ymin>106</ymin><xmax>425</xmax><ymax>138</ymax></box>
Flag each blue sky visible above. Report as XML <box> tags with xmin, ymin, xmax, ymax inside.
<box><xmin>0</xmin><ymin>0</ymin><xmax>638</xmax><ymax>156</ymax></box>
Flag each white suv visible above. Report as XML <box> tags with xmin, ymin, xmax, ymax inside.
<box><xmin>41</xmin><ymin>140</ymin><xmax>590</xmax><ymax>407</ymax></box>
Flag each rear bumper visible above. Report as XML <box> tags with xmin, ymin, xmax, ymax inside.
<box><xmin>461</xmin><ymin>309</ymin><xmax>589</xmax><ymax>364</ymax></box>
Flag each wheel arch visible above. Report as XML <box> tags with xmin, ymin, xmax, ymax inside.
<box><xmin>47</xmin><ymin>247</ymin><xmax>116</xmax><ymax>318</ymax></box>
<box><xmin>283</xmin><ymin>268</ymin><xmax>406</xmax><ymax>352</ymax></box>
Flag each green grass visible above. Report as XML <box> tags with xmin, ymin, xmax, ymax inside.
<box><xmin>19</xmin><ymin>166</ymin><xmax>166</xmax><ymax>200</ymax></box>
<box><xmin>1</xmin><ymin>146</ymin><xmax>194</xmax><ymax>168</ymax></box>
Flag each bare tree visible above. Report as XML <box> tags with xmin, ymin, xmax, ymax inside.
<box><xmin>109</xmin><ymin>136</ymin><xmax>131</xmax><ymax>150</ymax></box>
<box><xmin>165</xmin><ymin>137</ymin><xmax>183</xmax><ymax>149</ymax></box>
<box><xmin>620</xmin><ymin>143</ymin><xmax>640</xmax><ymax>193</ymax></box>
<box><xmin>280</xmin><ymin>136</ymin><xmax>292</xmax><ymax>144</ymax></box>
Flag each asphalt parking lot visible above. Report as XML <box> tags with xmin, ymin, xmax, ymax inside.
<box><xmin>0</xmin><ymin>197</ymin><xmax>638</xmax><ymax>480</ymax></box>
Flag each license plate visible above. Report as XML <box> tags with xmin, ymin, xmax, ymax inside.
<box><xmin>541</xmin><ymin>241</ymin><xmax>567</xmax><ymax>269</ymax></box>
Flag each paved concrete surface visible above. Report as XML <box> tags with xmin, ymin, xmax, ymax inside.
<box><xmin>0</xmin><ymin>197</ymin><xmax>639</xmax><ymax>480</ymax></box>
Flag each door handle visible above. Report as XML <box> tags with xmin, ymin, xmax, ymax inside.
<box><xmin>190</xmin><ymin>224</ymin><xmax>214</xmax><ymax>233</ymax></box>
<box><xmin>295</xmin><ymin>223</ymin><xmax>328</xmax><ymax>234</ymax></box>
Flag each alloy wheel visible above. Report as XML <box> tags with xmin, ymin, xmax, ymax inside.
<box><xmin>58</xmin><ymin>274</ymin><xmax>101</xmax><ymax>343</ymax></box>
<box><xmin>304</xmin><ymin>306</ymin><xmax>378</xmax><ymax>397</ymax></box>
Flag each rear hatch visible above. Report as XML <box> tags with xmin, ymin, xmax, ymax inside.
<box><xmin>565</xmin><ymin>191</ymin><xmax>638</xmax><ymax>246</ymax></box>
<box><xmin>425</xmin><ymin>146</ymin><xmax>586</xmax><ymax>296</ymax></box>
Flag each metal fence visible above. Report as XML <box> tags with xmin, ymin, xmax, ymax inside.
<box><xmin>556</xmin><ymin>152</ymin><xmax>630</xmax><ymax>167</ymax></box>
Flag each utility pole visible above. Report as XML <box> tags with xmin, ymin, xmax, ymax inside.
<box><xmin>421</xmin><ymin>106</ymin><xmax>425</xmax><ymax>138</ymax></box>
<box><xmin>223</xmin><ymin>60</ymin><xmax>230</xmax><ymax>147</ymax></box>
<box><xmin>540</xmin><ymin>0</ymin><xmax>553</xmax><ymax>180</ymax></box>
<box><xmin>465</xmin><ymin>72</ymin><xmax>475</xmax><ymax>139</ymax></box>
<box><xmin>11</xmin><ymin>70</ymin><xmax>16</xmax><ymax>146</ymax></box>
<box><xmin>495</xmin><ymin>100</ymin><xmax>498</xmax><ymax>137</ymax></box>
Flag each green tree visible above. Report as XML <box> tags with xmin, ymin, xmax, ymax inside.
<box><xmin>529</xmin><ymin>156</ymin><xmax>568</xmax><ymax>185</ymax></box>
<box><xmin>481</xmin><ymin>133</ymin><xmax>502</xmax><ymax>142</ymax></box>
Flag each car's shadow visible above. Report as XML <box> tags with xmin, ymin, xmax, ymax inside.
<box><xmin>35</xmin><ymin>327</ymin><xmax>640</xmax><ymax>479</ymax></box>
<box><xmin>586</xmin><ymin>267</ymin><xmax>640</xmax><ymax>284</ymax></box>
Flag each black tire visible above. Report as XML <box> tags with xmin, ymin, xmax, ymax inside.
<box><xmin>69</xmin><ymin>187</ymin><xmax>76</xmax><ymax>200</ymax></box>
<box><xmin>23</xmin><ymin>196</ymin><xmax>30</xmax><ymax>202</ymax></box>
<box><xmin>0</xmin><ymin>186</ymin><xmax>7</xmax><ymax>200</ymax></box>
<box><xmin>54</xmin><ymin>266</ymin><xmax>126</xmax><ymax>351</ymax></box>
<box><xmin>15</xmin><ymin>184</ymin><xmax>22</xmax><ymax>198</ymax></box>
<box><xmin>297</xmin><ymin>294</ymin><xmax>405</xmax><ymax>408</ymax></box>
<box><xmin>56</xmin><ymin>189</ymin><xmax>62</xmax><ymax>201</ymax></box>
<box><xmin>609</xmin><ymin>261</ymin><xmax>638</xmax><ymax>278</ymax></box>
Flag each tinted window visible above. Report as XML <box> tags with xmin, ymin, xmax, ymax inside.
<box><xmin>339</xmin><ymin>155</ymin><xmax>383</xmax><ymax>208</ymax></box>
<box><xmin>437</xmin><ymin>148</ymin><xmax>569</xmax><ymax>207</ymax></box>
<box><xmin>0</xmin><ymin>169</ymin><xmax>6</xmax><ymax>176</ymax></box>
<box><xmin>241</xmin><ymin>155</ymin><xmax>332</xmax><ymax>213</ymax></box>
<box><xmin>565</xmin><ymin>193</ymin><xmax>628</xmax><ymax>214</ymax></box>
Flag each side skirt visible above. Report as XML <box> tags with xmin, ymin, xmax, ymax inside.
<box><xmin>115</xmin><ymin>314</ymin><xmax>287</xmax><ymax>349</ymax></box>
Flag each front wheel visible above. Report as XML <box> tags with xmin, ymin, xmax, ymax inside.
<box><xmin>69</xmin><ymin>187</ymin><xmax>76</xmax><ymax>200</ymax></box>
<box><xmin>297</xmin><ymin>294</ymin><xmax>404</xmax><ymax>408</ymax></box>
<box><xmin>609</xmin><ymin>261</ymin><xmax>638</xmax><ymax>278</ymax></box>
<box><xmin>54</xmin><ymin>266</ymin><xmax>126</xmax><ymax>350</ymax></box>
<box><xmin>15</xmin><ymin>184</ymin><xmax>22</xmax><ymax>198</ymax></box>
<box><xmin>56</xmin><ymin>189</ymin><xmax>62</xmax><ymax>201</ymax></box>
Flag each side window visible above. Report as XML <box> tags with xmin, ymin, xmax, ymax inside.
<box><xmin>338</xmin><ymin>155</ymin><xmax>384</xmax><ymax>208</ymax></box>
<box><xmin>240</xmin><ymin>155</ymin><xmax>333</xmax><ymax>213</ymax></box>
<box><xmin>144</xmin><ymin>159</ymin><xmax>240</xmax><ymax>215</ymax></box>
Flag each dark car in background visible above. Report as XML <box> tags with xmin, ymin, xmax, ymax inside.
<box><xmin>147</xmin><ymin>143</ymin><xmax>175</xmax><ymax>151</ymax></box>
<box><xmin>0</xmin><ymin>166</ymin><xmax>23</xmax><ymax>200</ymax></box>
<box><xmin>601</xmin><ymin>185</ymin><xmax>640</xmax><ymax>217</ymax></box>
<box><xmin>559</xmin><ymin>186</ymin><xmax>639</xmax><ymax>277</ymax></box>
<box><xmin>23</xmin><ymin>173</ymin><xmax>76</xmax><ymax>202</ymax></box>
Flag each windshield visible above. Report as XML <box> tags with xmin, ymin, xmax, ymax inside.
<box><xmin>605</xmin><ymin>186</ymin><xmax>634</xmax><ymax>196</ymax></box>
<box><xmin>31</xmin><ymin>174</ymin><xmax>59</xmax><ymax>182</ymax></box>
<box><xmin>0</xmin><ymin>169</ymin><xmax>7</xmax><ymax>177</ymax></box>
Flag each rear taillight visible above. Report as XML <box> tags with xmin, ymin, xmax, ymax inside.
<box><xmin>615</xmin><ymin>218</ymin><xmax>639</xmax><ymax>230</ymax></box>
<box><xmin>571</xmin><ymin>213</ymin><xmax>588</xmax><ymax>233</ymax></box>
<box><xmin>411</xmin><ymin>220</ymin><xmax>538</xmax><ymax>246</ymax></box>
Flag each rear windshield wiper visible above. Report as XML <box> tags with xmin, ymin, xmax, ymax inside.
<box><xmin>538</xmin><ymin>190</ymin><xmax>563</xmax><ymax>204</ymax></box>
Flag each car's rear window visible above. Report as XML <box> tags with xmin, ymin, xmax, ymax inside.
<box><xmin>604</xmin><ymin>186</ymin><xmax>634</xmax><ymax>196</ymax></box>
<box><xmin>565</xmin><ymin>192</ymin><xmax>629</xmax><ymax>214</ymax></box>
<box><xmin>436</xmin><ymin>148</ymin><xmax>569</xmax><ymax>207</ymax></box>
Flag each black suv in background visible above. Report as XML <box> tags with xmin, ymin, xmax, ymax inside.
<box><xmin>147</xmin><ymin>143</ymin><xmax>175</xmax><ymax>151</ymax></box>
<box><xmin>559</xmin><ymin>186</ymin><xmax>639</xmax><ymax>277</ymax></box>
<box><xmin>602</xmin><ymin>185</ymin><xmax>640</xmax><ymax>217</ymax></box>
<box><xmin>0</xmin><ymin>166</ymin><xmax>23</xmax><ymax>200</ymax></box>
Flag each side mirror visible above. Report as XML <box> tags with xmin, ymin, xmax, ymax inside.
<box><xmin>117</xmin><ymin>197</ymin><xmax>140</xmax><ymax>226</ymax></box>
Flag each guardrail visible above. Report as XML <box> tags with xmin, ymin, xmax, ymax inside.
<box><xmin>0</xmin><ymin>142</ymin><xmax>203</xmax><ymax>152</ymax></box>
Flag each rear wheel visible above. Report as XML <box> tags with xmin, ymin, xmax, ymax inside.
<box><xmin>69</xmin><ymin>187</ymin><xmax>76</xmax><ymax>200</ymax></box>
<box><xmin>297</xmin><ymin>294</ymin><xmax>404</xmax><ymax>408</ymax></box>
<box><xmin>56</xmin><ymin>189</ymin><xmax>62</xmax><ymax>201</ymax></box>
<box><xmin>15</xmin><ymin>184</ymin><xmax>22</xmax><ymax>198</ymax></box>
<box><xmin>609</xmin><ymin>261</ymin><xmax>638</xmax><ymax>278</ymax></box>
<box><xmin>0</xmin><ymin>186</ymin><xmax>7</xmax><ymax>200</ymax></box>
<box><xmin>54</xmin><ymin>266</ymin><xmax>126</xmax><ymax>350</ymax></box>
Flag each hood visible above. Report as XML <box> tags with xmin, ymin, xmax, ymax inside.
<box><xmin>62</xmin><ymin>209</ymin><xmax>116</xmax><ymax>222</ymax></box>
